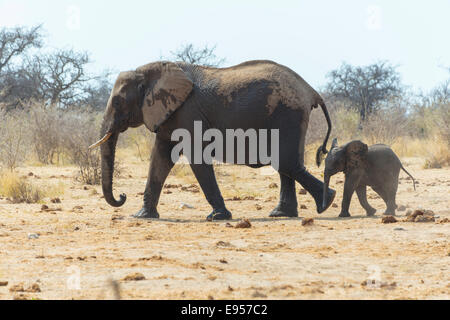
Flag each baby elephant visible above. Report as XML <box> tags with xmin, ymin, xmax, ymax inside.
<box><xmin>321</xmin><ymin>139</ymin><xmax>416</xmax><ymax>217</ymax></box>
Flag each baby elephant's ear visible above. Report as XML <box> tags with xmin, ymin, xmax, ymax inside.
<box><xmin>345</xmin><ymin>140</ymin><xmax>368</xmax><ymax>170</ymax></box>
<box><xmin>140</xmin><ymin>62</ymin><xmax>193</xmax><ymax>132</ymax></box>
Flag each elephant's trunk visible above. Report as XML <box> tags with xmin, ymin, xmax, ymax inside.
<box><xmin>323</xmin><ymin>173</ymin><xmax>331</xmax><ymax>209</ymax></box>
<box><xmin>100</xmin><ymin>128</ymin><xmax>126</xmax><ymax>207</ymax></box>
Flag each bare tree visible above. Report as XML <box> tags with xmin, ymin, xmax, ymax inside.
<box><xmin>169</xmin><ymin>43</ymin><xmax>225</xmax><ymax>67</ymax></box>
<box><xmin>326</xmin><ymin>61</ymin><xmax>403</xmax><ymax>123</ymax></box>
<box><xmin>0</xmin><ymin>25</ymin><xmax>43</xmax><ymax>74</ymax></box>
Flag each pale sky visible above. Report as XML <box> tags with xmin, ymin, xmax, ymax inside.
<box><xmin>0</xmin><ymin>0</ymin><xmax>449</xmax><ymax>92</ymax></box>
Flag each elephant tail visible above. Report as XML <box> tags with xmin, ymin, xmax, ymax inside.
<box><xmin>315</xmin><ymin>101</ymin><xmax>332</xmax><ymax>167</ymax></box>
<box><xmin>401</xmin><ymin>165</ymin><xmax>416</xmax><ymax>191</ymax></box>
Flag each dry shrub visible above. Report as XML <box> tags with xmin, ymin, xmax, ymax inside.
<box><xmin>28</xmin><ymin>104</ymin><xmax>65</xmax><ymax>164</ymax></box>
<box><xmin>0</xmin><ymin>171</ymin><xmax>44</xmax><ymax>203</ymax></box>
<box><xmin>62</xmin><ymin>111</ymin><xmax>103</xmax><ymax>185</ymax></box>
<box><xmin>423</xmin><ymin>135</ymin><xmax>450</xmax><ymax>169</ymax></box>
<box><xmin>120</xmin><ymin>126</ymin><xmax>155</xmax><ymax>161</ymax></box>
<box><xmin>361</xmin><ymin>108</ymin><xmax>409</xmax><ymax>146</ymax></box>
<box><xmin>0</xmin><ymin>110</ymin><xmax>29</xmax><ymax>171</ymax></box>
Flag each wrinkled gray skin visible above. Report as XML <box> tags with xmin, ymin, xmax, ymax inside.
<box><xmin>99</xmin><ymin>60</ymin><xmax>337</xmax><ymax>221</ymax></box>
<box><xmin>322</xmin><ymin>139</ymin><xmax>416</xmax><ymax>217</ymax></box>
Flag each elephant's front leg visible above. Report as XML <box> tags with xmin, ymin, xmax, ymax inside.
<box><xmin>339</xmin><ymin>173</ymin><xmax>361</xmax><ymax>218</ymax></box>
<box><xmin>189</xmin><ymin>163</ymin><xmax>232</xmax><ymax>221</ymax></box>
<box><xmin>133</xmin><ymin>138</ymin><xmax>175</xmax><ymax>219</ymax></box>
<box><xmin>269</xmin><ymin>174</ymin><xmax>298</xmax><ymax>218</ymax></box>
<box><xmin>356</xmin><ymin>185</ymin><xmax>377</xmax><ymax>216</ymax></box>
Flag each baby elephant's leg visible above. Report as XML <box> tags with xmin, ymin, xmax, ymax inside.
<box><xmin>356</xmin><ymin>185</ymin><xmax>377</xmax><ymax>216</ymax></box>
<box><xmin>340</xmin><ymin>175</ymin><xmax>360</xmax><ymax>218</ymax></box>
<box><xmin>373</xmin><ymin>185</ymin><xmax>397</xmax><ymax>216</ymax></box>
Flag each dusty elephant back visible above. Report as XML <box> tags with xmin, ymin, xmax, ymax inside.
<box><xmin>182</xmin><ymin>60</ymin><xmax>323</xmax><ymax>114</ymax></box>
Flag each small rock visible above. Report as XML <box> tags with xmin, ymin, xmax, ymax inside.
<box><xmin>28</xmin><ymin>172</ymin><xmax>34</xmax><ymax>177</ymax></box>
<box><xmin>394</xmin><ymin>227</ymin><xmax>406</xmax><ymax>231</ymax></box>
<box><xmin>40</xmin><ymin>205</ymin><xmax>49</xmax><ymax>211</ymax></box>
<box><xmin>299</xmin><ymin>189</ymin><xmax>307</xmax><ymax>195</ymax></box>
<box><xmin>179</xmin><ymin>203</ymin><xmax>195</xmax><ymax>209</ymax></box>
<box><xmin>26</xmin><ymin>283</ymin><xmax>41</xmax><ymax>293</ymax></box>
<box><xmin>381</xmin><ymin>216</ymin><xmax>397</xmax><ymax>224</ymax></box>
<box><xmin>397</xmin><ymin>205</ymin><xmax>406</xmax><ymax>212</ymax></box>
<box><xmin>415</xmin><ymin>215</ymin><xmax>435</xmax><ymax>223</ymax></box>
<box><xmin>225</xmin><ymin>223</ymin><xmax>234</xmax><ymax>228</ymax></box>
<box><xmin>252</xmin><ymin>291</ymin><xmax>267</xmax><ymax>298</ymax></box>
<box><xmin>219</xmin><ymin>259</ymin><xmax>228</xmax><ymax>264</ymax></box>
<box><xmin>300</xmin><ymin>205</ymin><xmax>308</xmax><ymax>210</ymax></box>
<box><xmin>122</xmin><ymin>273</ymin><xmax>146</xmax><ymax>281</ymax></box>
<box><xmin>73</xmin><ymin>206</ymin><xmax>83</xmax><ymax>210</ymax></box>
<box><xmin>9</xmin><ymin>284</ymin><xmax>25</xmax><ymax>292</ymax></box>
<box><xmin>302</xmin><ymin>218</ymin><xmax>314</xmax><ymax>226</ymax></box>
<box><xmin>332</xmin><ymin>203</ymin><xmax>339</xmax><ymax>208</ymax></box>
<box><xmin>51</xmin><ymin>198</ymin><xmax>61</xmax><ymax>204</ymax></box>
<box><xmin>111</xmin><ymin>214</ymin><xmax>125</xmax><ymax>221</ymax></box>
<box><xmin>0</xmin><ymin>281</ymin><xmax>8</xmax><ymax>286</ymax></box>
<box><xmin>269</xmin><ymin>183</ymin><xmax>278</xmax><ymax>189</ymax></box>
<box><xmin>28</xmin><ymin>233</ymin><xmax>40</xmax><ymax>239</ymax></box>
<box><xmin>255</xmin><ymin>204</ymin><xmax>262</xmax><ymax>211</ymax></box>
<box><xmin>163</xmin><ymin>190</ymin><xmax>173</xmax><ymax>194</ymax></box>
<box><xmin>235</xmin><ymin>219</ymin><xmax>252</xmax><ymax>229</ymax></box>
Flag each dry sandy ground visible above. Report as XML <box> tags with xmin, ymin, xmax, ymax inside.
<box><xmin>0</xmin><ymin>157</ymin><xmax>448</xmax><ymax>300</ymax></box>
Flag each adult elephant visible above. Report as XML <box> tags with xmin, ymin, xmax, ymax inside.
<box><xmin>90</xmin><ymin>60</ymin><xmax>336</xmax><ymax>220</ymax></box>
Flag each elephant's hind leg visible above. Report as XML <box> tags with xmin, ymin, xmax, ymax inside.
<box><xmin>189</xmin><ymin>163</ymin><xmax>232</xmax><ymax>221</ymax></box>
<box><xmin>134</xmin><ymin>137</ymin><xmax>175</xmax><ymax>219</ymax></box>
<box><xmin>269</xmin><ymin>174</ymin><xmax>298</xmax><ymax>218</ymax></box>
<box><xmin>356</xmin><ymin>185</ymin><xmax>376</xmax><ymax>216</ymax></box>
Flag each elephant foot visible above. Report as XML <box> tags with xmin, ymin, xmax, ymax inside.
<box><xmin>269</xmin><ymin>203</ymin><xmax>298</xmax><ymax>218</ymax></box>
<box><xmin>316</xmin><ymin>189</ymin><xmax>336</xmax><ymax>214</ymax></box>
<box><xmin>339</xmin><ymin>211</ymin><xmax>351</xmax><ymax>218</ymax></box>
<box><xmin>206</xmin><ymin>208</ymin><xmax>232</xmax><ymax>221</ymax></box>
<box><xmin>133</xmin><ymin>207</ymin><xmax>160</xmax><ymax>219</ymax></box>
<box><xmin>366</xmin><ymin>207</ymin><xmax>377</xmax><ymax>217</ymax></box>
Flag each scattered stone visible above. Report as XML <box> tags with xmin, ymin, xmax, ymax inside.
<box><xmin>405</xmin><ymin>209</ymin><xmax>435</xmax><ymax>222</ymax></box>
<box><xmin>269</xmin><ymin>183</ymin><xmax>278</xmax><ymax>189</ymax></box>
<box><xmin>122</xmin><ymin>273</ymin><xmax>146</xmax><ymax>281</ymax></box>
<box><xmin>235</xmin><ymin>219</ymin><xmax>252</xmax><ymax>229</ymax></box>
<box><xmin>219</xmin><ymin>259</ymin><xmax>228</xmax><ymax>264</ymax></box>
<box><xmin>302</xmin><ymin>218</ymin><xmax>314</xmax><ymax>226</ymax></box>
<box><xmin>397</xmin><ymin>205</ymin><xmax>407</xmax><ymax>212</ymax></box>
<box><xmin>51</xmin><ymin>198</ymin><xmax>61</xmax><ymax>204</ymax></box>
<box><xmin>73</xmin><ymin>227</ymin><xmax>80</xmax><ymax>231</ymax></box>
<box><xmin>216</xmin><ymin>241</ymin><xmax>233</xmax><ymax>247</ymax></box>
<box><xmin>13</xmin><ymin>294</ymin><xmax>29</xmax><ymax>300</ymax></box>
<box><xmin>394</xmin><ymin>227</ymin><xmax>406</xmax><ymax>231</ymax></box>
<box><xmin>0</xmin><ymin>281</ymin><xmax>8</xmax><ymax>286</ymax></box>
<box><xmin>179</xmin><ymin>203</ymin><xmax>195</xmax><ymax>210</ymax></box>
<box><xmin>332</xmin><ymin>204</ymin><xmax>339</xmax><ymax>208</ymax></box>
<box><xmin>438</xmin><ymin>218</ymin><xmax>449</xmax><ymax>224</ymax></box>
<box><xmin>181</xmin><ymin>184</ymin><xmax>200</xmax><ymax>193</ymax></box>
<box><xmin>415</xmin><ymin>215</ymin><xmax>435</xmax><ymax>223</ymax></box>
<box><xmin>164</xmin><ymin>184</ymin><xmax>182</xmax><ymax>189</ymax></box>
<box><xmin>300</xmin><ymin>205</ymin><xmax>308</xmax><ymax>210</ymax></box>
<box><xmin>9</xmin><ymin>284</ymin><xmax>25</xmax><ymax>292</ymax></box>
<box><xmin>111</xmin><ymin>214</ymin><xmax>125</xmax><ymax>221</ymax></box>
<box><xmin>163</xmin><ymin>190</ymin><xmax>173</xmax><ymax>194</ymax></box>
<box><xmin>73</xmin><ymin>206</ymin><xmax>83</xmax><ymax>210</ymax></box>
<box><xmin>40</xmin><ymin>205</ymin><xmax>49</xmax><ymax>211</ymax></box>
<box><xmin>255</xmin><ymin>204</ymin><xmax>262</xmax><ymax>211</ymax></box>
<box><xmin>381</xmin><ymin>216</ymin><xmax>397</xmax><ymax>224</ymax></box>
<box><xmin>28</xmin><ymin>172</ymin><xmax>34</xmax><ymax>177</ymax></box>
<box><xmin>225</xmin><ymin>223</ymin><xmax>234</xmax><ymax>228</ymax></box>
<box><xmin>28</xmin><ymin>233</ymin><xmax>40</xmax><ymax>239</ymax></box>
<box><xmin>26</xmin><ymin>283</ymin><xmax>41</xmax><ymax>293</ymax></box>
<box><xmin>83</xmin><ymin>186</ymin><xmax>89</xmax><ymax>190</ymax></box>
<box><xmin>299</xmin><ymin>189</ymin><xmax>307</xmax><ymax>195</ymax></box>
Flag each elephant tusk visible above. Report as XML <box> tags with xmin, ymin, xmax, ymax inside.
<box><xmin>89</xmin><ymin>133</ymin><xmax>113</xmax><ymax>150</ymax></box>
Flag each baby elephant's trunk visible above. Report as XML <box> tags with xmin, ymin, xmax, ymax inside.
<box><xmin>323</xmin><ymin>174</ymin><xmax>331</xmax><ymax>209</ymax></box>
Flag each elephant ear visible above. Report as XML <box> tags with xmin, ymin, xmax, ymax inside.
<box><xmin>139</xmin><ymin>62</ymin><xmax>193</xmax><ymax>132</ymax></box>
<box><xmin>344</xmin><ymin>140</ymin><xmax>368</xmax><ymax>171</ymax></box>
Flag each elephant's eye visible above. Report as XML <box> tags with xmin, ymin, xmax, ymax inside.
<box><xmin>112</xmin><ymin>97</ymin><xmax>120</xmax><ymax>109</ymax></box>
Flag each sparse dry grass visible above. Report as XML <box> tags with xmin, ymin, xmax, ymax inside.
<box><xmin>0</xmin><ymin>171</ymin><xmax>64</xmax><ymax>204</ymax></box>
